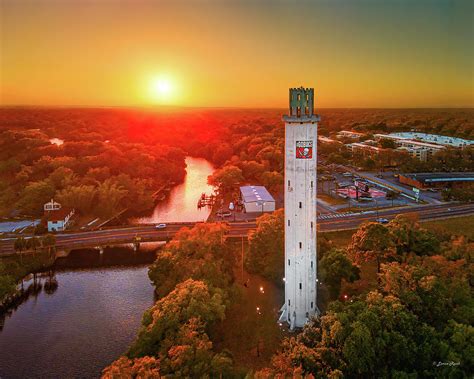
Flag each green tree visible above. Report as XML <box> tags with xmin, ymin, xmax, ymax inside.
<box><xmin>14</xmin><ymin>237</ymin><xmax>27</xmax><ymax>253</ymax></box>
<box><xmin>259</xmin><ymin>291</ymin><xmax>456</xmax><ymax>378</ymax></box>
<box><xmin>56</xmin><ymin>184</ymin><xmax>97</xmax><ymax>214</ymax></box>
<box><xmin>165</xmin><ymin>318</ymin><xmax>233</xmax><ymax>377</ymax></box>
<box><xmin>102</xmin><ymin>356</ymin><xmax>161</xmax><ymax>378</ymax></box>
<box><xmin>260</xmin><ymin>171</ymin><xmax>283</xmax><ymax>193</ymax></box>
<box><xmin>379</xmin><ymin>138</ymin><xmax>396</xmax><ymax>149</ymax></box>
<box><xmin>388</xmin><ymin>215</ymin><xmax>440</xmax><ymax>258</ymax></box>
<box><xmin>348</xmin><ymin>222</ymin><xmax>395</xmax><ymax>273</ymax></box>
<box><xmin>34</xmin><ymin>223</ymin><xmax>48</xmax><ymax>235</ymax></box>
<box><xmin>16</xmin><ymin>180</ymin><xmax>55</xmax><ymax>215</ymax></box>
<box><xmin>361</xmin><ymin>157</ymin><xmax>376</xmax><ymax>170</ymax></box>
<box><xmin>47</xmin><ymin>166</ymin><xmax>78</xmax><ymax>190</ymax></box>
<box><xmin>95</xmin><ymin>179</ymin><xmax>128</xmax><ymax>218</ymax></box>
<box><xmin>245</xmin><ymin>209</ymin><xmax>284</xmax><ymax>284</ymax></box>
<box><xmin>127</xmin><ymin>279</ymin><xmax>232</xmax><ymax>376</ymax></box>
<box><xmin>26</xmin><ymin>236</ymin><xmax>41</xmax><ymax>252</ymax></box>
<box><xmin>148</xmin><ymin>223</ymin><xmax>233</xmax><ymax>299</ymax></box>
<box><xmin>380</xmin><ymin>256</ymin><xmax>471</xmax><ymax>329</ymax></box>
<box><xmin>0</xmin><ymin>262</ymin><xmax>16</xmax><ymax>302</ymax></box>
<box><xmin>320</xmin><ymin>249</ymin><xmax>360</xmax><ymax>299</ymax></box>
<box><xmin>207</xmin><ymin>165</ymin><xmax>244</xmax><ymax>194</ymax></box>
<box><xmin>41</xmin><ymin>234</ymin><xmax>57</xmax><ymax>255</ymax></box>
<box><xmin>240</xmin><ymin>160</ymin><xmax>265</xmax><ymax>180</ymax></box>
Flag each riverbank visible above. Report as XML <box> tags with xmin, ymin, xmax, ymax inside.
<box><xmin>0</xmin><ymin>250</ymin><xmax>55</xmax><ymax>311</ymax></box>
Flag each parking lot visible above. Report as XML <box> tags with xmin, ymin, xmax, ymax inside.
<box><xmin>317</xmin><ymin>164</ymin><xmax>443</xmax><ymax>212</ymax></box>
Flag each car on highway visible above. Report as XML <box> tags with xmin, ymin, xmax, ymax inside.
<box><xmin>375</xmin><ymin>218</ymin><xmax>389</xmax><ymax>224</ymax></box>
<box><xmin>155</xmin><ymin>223</ymin><xmax>167</xmax><ymax>229</ymax></box>
<box><xmin>216</xmin><ymin>211</ymin><xmax>232</xmax><ymax>217</ymax></box>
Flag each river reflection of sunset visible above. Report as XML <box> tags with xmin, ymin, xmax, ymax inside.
<box><xmin>137</xmin><ymin>156</ymin><xmax>215</xmax><ymax>224</ymax></box>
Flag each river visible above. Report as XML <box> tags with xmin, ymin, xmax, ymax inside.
<box><xmin>136</xmin><ymin>156</ymin><xmax>215</xmax><ymax>223</ymax></box>
<box><xmin>0</xmin><ymin>157</ymin><xmax>215</xmax><ymax>378</ymax></box>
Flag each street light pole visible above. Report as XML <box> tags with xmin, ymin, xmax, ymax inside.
<box><xmin>241</xmin><ymin>236</ymin><xmax>244</xmax><ymax>282</ymax></box>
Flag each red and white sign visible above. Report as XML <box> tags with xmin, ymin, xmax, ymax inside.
<box><xmin>296</xmin><ymin>141</ymin><xmax>313</xmax><ymax>159</ymax></box>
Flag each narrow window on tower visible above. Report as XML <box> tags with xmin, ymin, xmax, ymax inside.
<box><xmin>288</xmin><ymin>220</ymin><xmax>290</xmax><ymax>226</ymax></box>
<box><xmin>311</xmin><ymin>181</ymin><xmax>313</xmax><ymax>188</ymax></box>
<box><xmin>288</xmin><ymin>299</ymin><xmax>291</xmax><ymax>306</ymax></box>
<box><xmin>311</xmin><ymin>302</ymin><xmax>314</xmax><ymax>309</ymax></box>
<box><xmin>311</xmin><ymin>221</ymin><xmax>313</xmax><ymax>228</ymax></box>
<box><xmin>299</xmin><ymin>202</ymin><xmax>302</xmax><ymax>208</ymax></box>
<box><xmin>288</xmin><ymin>180</ymin><xmax>290</xmax><ymax>187</ymax></box>
<box><xmin>299</xmin><ymin>242</ymin><xmax>302</xmax><ymax>249</ymax></box>
<box><xmin>299</xmin><ymin>283</ymin><xmax>302</xmax><ymax>289</ymax></box>
<box><xmin>288</xmin><ymin>259</ymin><xmax>290</xmax><ymax>266</ymax></box>
<box><xmin>311</xmin><ymin>261</ymin><xmax>313</xmax><ymax>268</ymax></box>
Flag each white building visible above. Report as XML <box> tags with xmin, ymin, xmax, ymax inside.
<box><xmin>44</xmin><ymin>199</ymin><xmax>61</xmax><ymax>212</ymax></box>
<box><xmin>239</xmin><ymin>186</ymin><xmax>275</xmax><ymax>213</ymax></box>
<box><xmin>397</xmin><ymin>146</ymin><xmax>429</xmax><ymax>162</ymax></box>
<box><xmin>318</xmin><ymin>136</ymin><xmax>341</xmax><ymax>145</ymax></box>
<box><xmin>346</xmin><ymin>142</ymin><xmax>383</xmax><ymax>156</ymax></box>
<box><xmin>337</xmin><ymin>130</ymin><xmax>365</xmax><ymax>139</ymax></box>
<box><xmin>280</xmin><ymin>87</ymin><xmax>318</xmax><ymax>330</ymax></box>
<box><xmin>374</xmin><ymin>133</ymin><xmax>446</xmax><ymax>160</ymax></box>
<box><xmin>388</xmin><ymin>132</ymin><xmax>473</xmax><ymax>148</ymax></box>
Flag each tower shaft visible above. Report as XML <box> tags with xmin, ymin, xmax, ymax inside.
<box><xmin>280</xmin><ymin>87</ymin><xmax>319</xmax><ymax>329</ymax></box>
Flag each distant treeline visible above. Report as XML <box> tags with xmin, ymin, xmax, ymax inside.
<box><xmin>1</xmin><ymin>107</ymin><xmax>472</xmax><ymax>217</ymax></box>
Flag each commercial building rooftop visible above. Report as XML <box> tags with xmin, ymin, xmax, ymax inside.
<box><xmin>376</xmin><ymin>132</ymin><xmax>473</xmax><ymax>148</ymax></box>
<box><xmin>240</xmin><ymin>186</ymin><xmax>275</xmax><ymax>203</ymax></box>
<box><xmin>400</xmin><ymin>172</ymin><xmax>474</xmax><ymax>183</ymax></box>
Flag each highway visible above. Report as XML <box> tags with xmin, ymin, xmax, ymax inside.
<box><xmin>0</xmin><ymin>203</ymin><xmax>472</xmax><ymax>256</ymax></box>
<box><xmin>316</xmin><ymin>203</ymin><xmax>473</xmax><ymax>232</ymax></box>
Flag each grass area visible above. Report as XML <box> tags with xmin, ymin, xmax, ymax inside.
<box><xmin>212</xmin><ymin>242</ymin><xmax>286</xmax><ymax>374</ymax></box>
<box><xmin>319</xmin><ymin>230</ymin><xmax>354</xmax><ymax>248</ymax></box>
<box><xmin>212</xmin><ymin>273</ymin><xmax>286</xmax><ymax>374</ymax></box>
<box><xmin>318</xmin><ymin>214</ymin><xmax>474</xmax><ymax>249</ymax></box>
<box><xmin>317</xmin><ymin>194</ymin><xmax>347</xmax><ymax>205</ymax></box>
<box><xmin>422</xmin><ymin>215</ymin><xmax>474</xmax><ymax>241</ymax></box>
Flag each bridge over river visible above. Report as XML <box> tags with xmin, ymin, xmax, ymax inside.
<box><xmin>1</xmin><ymin>203</ymin><xmax>473</xmax><ymax>256</ymax></box>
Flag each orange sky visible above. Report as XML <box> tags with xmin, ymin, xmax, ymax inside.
<box><xmin>1</xmin><ymin>0</ymin><xmax>473</xmax><ymax>108</ymax></box>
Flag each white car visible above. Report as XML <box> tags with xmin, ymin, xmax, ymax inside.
<box><xmin>155</xmin><ymin>223</ymin><xmax>167</xmax><ymax>229</ymax></box>
<box><xmin>217</xmin><ymin>211</ymin><xmax>232</xmax><ymax>217</ymax></box>
<box><xmin>376</xmin><ymin>218</ymin><xmax>389</xmax><ymax>224</ymax></box>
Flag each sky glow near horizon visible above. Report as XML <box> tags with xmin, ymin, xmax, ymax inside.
<box><xmin>0</xmin><ymin>0</ymin><xmax>473</xmax><ymax>108</ymax></box>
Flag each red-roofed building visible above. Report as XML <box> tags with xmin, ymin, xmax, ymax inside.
<box><xmin>43</xmin><ymin>199</ymin><xmax>75</xmax><ymax>232</ymax></box>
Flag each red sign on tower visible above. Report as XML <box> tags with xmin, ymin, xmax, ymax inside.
<box><xmin>296</xmin><ymin>141</ymin><xmax>313</xmax><ymax>159</ymax></box>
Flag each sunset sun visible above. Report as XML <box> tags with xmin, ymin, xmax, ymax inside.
<box><xmin>150</xmin><ymin>77</ymin><xmax>175</xmax><ymax>103</ymax></box>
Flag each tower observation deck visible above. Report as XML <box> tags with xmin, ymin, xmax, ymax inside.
<box><xmin>280</xmin><ymin>87</ymin><xmax>319</xmax><ymax>330</ymax></box>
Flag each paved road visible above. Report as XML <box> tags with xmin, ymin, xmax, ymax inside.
<box><xmin>316</xmin><ymin>198</ymin><xmax>336</xmax><ymax>214</ymax></box>
<box><xmin>317</xmin><ymin>203</ymin><xmax>473</xmax><ymax>232</ymax></box>
<box><xmin>1</xmin><ymin>203</ymin><xmax>472</xmax><ymax>255</ymax></box>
